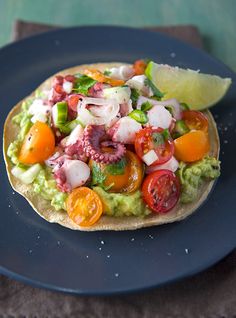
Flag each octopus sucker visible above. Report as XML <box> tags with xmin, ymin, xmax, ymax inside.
<box><xmin>82</xmin><ymin>125</ymin><xmax>126</xmax><ymax>164</ymax></box>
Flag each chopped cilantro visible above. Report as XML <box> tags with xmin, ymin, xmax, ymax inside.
<box><xmin>152</xmin><ymin>132</ymin><xmax>165</xmax><ymax>147</ymax></box>
<box><xmin>73</xmin><ymin>74</ymin><xmax>97</xmax><ymax>95</ymax></box>
<box><xmin>141</xmin><ymin>101</ymin><xmax>153</xmax><ymax>112</ymax></box>
<box><xmin>104</xmin><ymin>70</ymin><xmax>111</xmax><ymax>76</ymax></box>
<box><xmin>161</xmin><ymin>128</ymin><xmax>171</xmax><ymax>141</ymax></box>
<box><xmin>130</xmin><ymin>88</ymin><xmax>140</xmax><ymax>105</ymax></box>
<box><xmin>91</xmin><ymin>162</ymin><xmax>106</xmax><ymax>186</ymax></box>
<box><xmin>180</xmin><ymin>102</ymin><xmax>190</xmax><ymax>111</ymax></box>
<box><xmin>144</xmin><ymin>78</ymin><xmax>164</xmax><ymax>99</ymax></box>
<box><xmin>105</xmin><ymin>158</ymin><xmax>127</xmax><ymax>175</ymax></box>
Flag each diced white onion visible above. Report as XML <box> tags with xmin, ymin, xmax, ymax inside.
<box><xmin>142</xmin><ymin>150</ymin><xmax>158</xmax><ymax>166</ymax></box>
<box><xmin>146</xmin><ymin>156</ymin><xmax>179</xmax><ymax>173</ymax></box>
<box><xmin>126</xmin><ymin>75</ymin><xmax>152</xmax><ymax>96</ymax></box>
<box><xmin>63</xmin><ymin>81</ymin><xmax>73</xmax><ymax>94</ymax></box>
<box><xmin>66</xmin><ymin>124</ymin><xmax>84</xmax><ymax>146</ymax></box>
<box><xmin>31</xmin><ymin>112</ymin><xmax>48</xmax><ymax>123</ymax></box>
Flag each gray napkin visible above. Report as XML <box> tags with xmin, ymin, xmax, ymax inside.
<box><xmin>0</xmin><ymin>20</ymin><xmax>235</xmax><ymax>318</ymax></box>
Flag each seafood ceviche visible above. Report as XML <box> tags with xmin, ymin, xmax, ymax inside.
<box><xmin>5</xmin><ymin>60</ymin><xmax>227</xmax><ymax>229</ymax></box>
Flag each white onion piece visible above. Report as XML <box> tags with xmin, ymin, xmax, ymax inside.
<box><xmin>142</xmin><ymin>150</ymin><xmax>158</xmax><ymax>166</ymax></box>
<box><xmin>66</xmin><ymin>124</ymin><xmax>84</xmax><ymax>146</ymax></box>
<box><xmin>64</xmin><ymin>160</ymin><xmax>90</xmax><ymax>189</ymax></box>
<box><xmin>126</xmin><ymin>75</ymin><xmax>152</xmax><ymax>96</ymax></box>
<box><xmin>77</xmin><ymin>97</ymin><xmax>119</xmax><ymax>126</ymax></box>
<box><xmin>137</xmin><ymin>96</ymin><xmax>181</xmax><ymax>120</ymax></box>
<box><xmin>146</xmin><ymin>156</ymin><xmax>179</xmax><ymax>174</ymax></box>
<box><xmin>31</xmin><ymin>112</ymin><xmax>48</xmax><ymax>123</ymax></box>
<box><xmin>109</xmin><ymin>65</ymin><xmax>134</xmax><ymax>80</ymax></box>
<box><xmin>28</xmin><ymin>99</ymin><xmax>51</xmax><ymax>115</ymax></box>
<box><xmin>147</xmin><ymin>105</ymin><xmax>172</xmax><ymax>129</ymax></box>
<box><xmin>63</xmin><ymin>81</ymin><xmax>73</xmax><ymax>94</ymax></box>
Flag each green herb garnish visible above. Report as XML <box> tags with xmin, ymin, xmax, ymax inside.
<box><xmin>152</xmin><ymin>132</ymin><xmax>165</xmax><ymax>147</ymax></box>
<box><xmin>105</xmin><ymin>158</ymin><xmax>127</xmax><ymax>175</ymax></box>
<box><xmin>141</xmin><ymin>101</ymin><xmax>153</xmax><ymax>112</ymax></box>
<box><xmin>180</xmin><ymin>102</ymin><xmax>190</xmax><ymax>111</ymax></box>
<box><xmin>144</xmin><ymin>78</ymin><xmax>164</xmax><ymax>100</ymax></box>
<box><xmin>104</xmin><ymin>70</ymin><xmax>111</xmax><ymax>76</ymax></box>
<box><xmin>130</xmin><ymin>88</ymin><xmax>140</xmax><ymax>105</ymax></box>
<box><xmin>73</xmin><ymin>74</ymin><xmax>97</xmax><ymax>95</ymax></box>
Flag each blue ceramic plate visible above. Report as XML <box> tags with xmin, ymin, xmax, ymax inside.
<box><xmin>0</xmin><ymin>26</ymin><xmax>235</xmax><ymax>295</ymax></box>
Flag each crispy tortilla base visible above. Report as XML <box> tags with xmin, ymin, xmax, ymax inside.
<box><xmin>3</xmin><ymin>63</ymin><xmax>220</xmax><ymax>231</ymax></box>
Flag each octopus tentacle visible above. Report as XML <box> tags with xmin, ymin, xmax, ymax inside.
<box><xmin>83</xmin><ymin>125</ymin><xmax>126</xmax><ymax>163</ymax></box>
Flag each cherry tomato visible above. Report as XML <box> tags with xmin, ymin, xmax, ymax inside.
<box><xmin>133</xmin><ymin>59</ymin><xmax>147</xmax><ymax>75</ymax></box>
<box><xmin>123</xmin><ymin>150</ymin><xmax>144</xmax><ymax>193</ymax></box>
<box><xmin>182</xmin><ymin>110</ymin><xmax>209</xmax><ymax>132</ymax></box>
<box><xmin>66</xmin><ymin>187</ymin><xmax>103</xmax><ymax>227</ymax></box>
<box><xmin>174</xmin><ymin>130</ymin><xmax>210</xmax><ymax>162</ymax></box>
<box><xmin>135</xmin><ymin>127</ymin><xmax>174</xmax><ymax>166</ymax></box>
<box><xmin>84</xmin><ymin>69</ymin><xmax>125</xmax><ymax>87</ymax></box>
<box><xmin>68</xmin><ymin>94</ymin><xmax>80</xmax><ymax>111</ymax></box>
<box><xmin>142</xmin><ymin>170</ymin><xmax>180</xmax><ymax>213</ymax></box>
<box><xmin>19</xmin><ymin>121</ymin><xmax>55</xmax><ymax>164</ymax></box>
<box><xmin>89</xmin><ymin>150</ymin><xmax>144</xmax><ymax>193</ymax></box>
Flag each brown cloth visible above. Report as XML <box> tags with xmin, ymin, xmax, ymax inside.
<box><xmin>0</xmin><ymin>20</ymin><xmax>235</xmax><ymax>318</ymax></box>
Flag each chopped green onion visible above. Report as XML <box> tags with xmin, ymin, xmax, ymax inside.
<box><xmin>141</xmin><ymin>101</ymin><xmax>153</xmax><ymax>111</ymax></box>
<box><xmin>129</xmin><ymin>109</ymin><xmax>148</xmax><ymax>124</ymax></box>
<box><xmin>52</xmin><ymin>102</ymin><xmax>68</xmax><ymax>127</ymax></box>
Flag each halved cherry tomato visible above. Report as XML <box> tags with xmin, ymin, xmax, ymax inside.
<box><xmin>182</xmin><ymin>110</ymin><xmax>209</xmax><ymax>132</ymax></box>
<box><xmin>123</xmin><ymin>150</ymin><xmax>144</xmax><ymax>193</ymax></box>
<box><xmin>133</xmin><ymin>59</ymin><xmax>147</xmax><ymax>75</ymax></box>
<box><xmin>19</xmin><ymin>121</ymin><xmax>55</xmax><ymax>164</ymax></box>
<box><xmin>135</xmin><ymin>127</ymin><xmax>174</xmax><ymax>166</ymax></box>
<box><xmin>89</xmin><ymin>150</ymin><xmax>144</xmax><ymax>193</ymax></box>
<box><xmin>174</xmin><ymin>130</ymin><xmax>210</xmax><ymax>162</ymax></box>
<box><xmin>142</xmin><ymin>170</ymin><xmax>180</xmax><ymax>213</ymax></box>
<box><xmin>66</xmin><ymin>187</ymin><xmax>103</xmax><ymax>227</ymax></box>
<box><xmin>84</xmin><ymin>69</ymin><xmax>125</xmax><ymax>87</ymax></box>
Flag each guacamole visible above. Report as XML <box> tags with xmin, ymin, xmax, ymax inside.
<box><xmin>93</xmin><ymin>186</ymin><xmax>151</xmax><ymax>217</ymax></box>
<box><xmin>178</xmin><ymin>156</ymin><xmax>221</xmax><ymax>203</ymax></box>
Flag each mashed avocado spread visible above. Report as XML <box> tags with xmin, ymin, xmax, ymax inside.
<box><xmin>178</xmin><ymin>157</ymin><xmax>220</xmax><ymax>203</ymax></box>
<box><xmin>93</xmin><ymin>187</ymin><xmax>151</xmax><ymax>217</ymax></box>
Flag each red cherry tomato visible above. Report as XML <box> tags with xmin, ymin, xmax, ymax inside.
<box><xmin>142</xmin><ymin>170</ymin><xmax>180</xmax><ymax>213</ymax></box>
<box><xmin>182</xmin><ymin>110</ymin><xmax>209</xmax><ymax>132</ymax></box>
<box><xmin>134</xmin><ymin>127</ymin><xmax>174</xmax><ymax>166</ymax></box>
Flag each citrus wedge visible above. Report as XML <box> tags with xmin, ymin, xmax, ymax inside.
<box><xmin>145</xmin><ymin>61</ymin><xmax>232</xmax><ymax>110</ymax></box>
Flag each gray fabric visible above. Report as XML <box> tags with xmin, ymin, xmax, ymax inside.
<box><xmin>0</xmin><ymin>20</ymin><xmax>235</xmax><ymax>317</ymax></box>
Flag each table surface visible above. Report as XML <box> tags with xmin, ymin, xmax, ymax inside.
<box><xmin>0</xmin><ymin>0</ymin><xmax>236</xmax><ymax>72</ymax></box>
